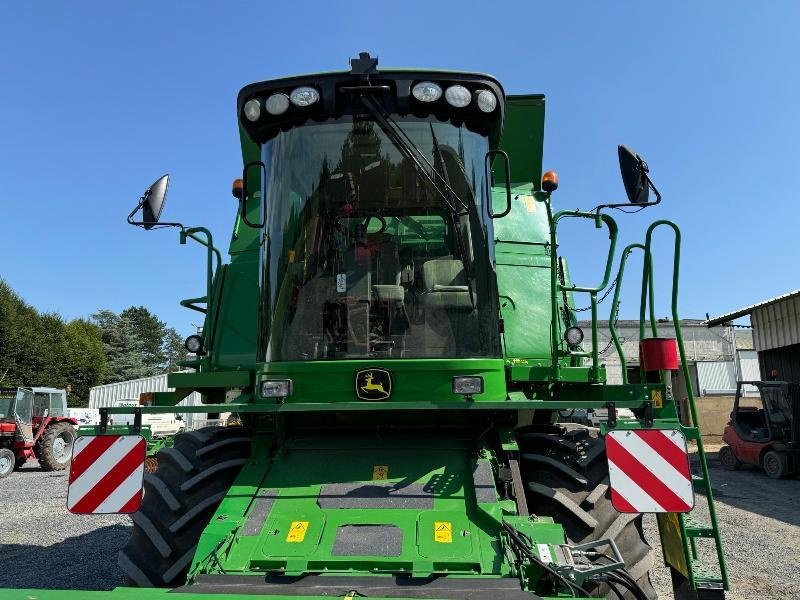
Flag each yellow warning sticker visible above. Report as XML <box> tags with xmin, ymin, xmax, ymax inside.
<box><xmin>434</xmin><ymin>521</ymin><xmax>453</xmax><ymax>543</ymax></box>
<box><xmin>372</xmin><ymin>465</ymin><xmax>389</xmax><ymax>480</ymax></box>
<box><xmin>519</xmin><ymin>194</ymin><xmax>536</xmax><ymax>213</ymax></box>
<box><xmin>651</xmin><ymin>389</ymin><xmax>663</xmax><ymax>408</ymax></box>
<box><xmin>286</xmin><ymin>521</ymin><xmax>309</xmax><ymax>543</ymax></box>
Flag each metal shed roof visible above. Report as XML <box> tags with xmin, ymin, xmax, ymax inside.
<box><xmin>705</xmin><ymin>289</ymin><xmax>800</xmax><ymax>327</ymax></box>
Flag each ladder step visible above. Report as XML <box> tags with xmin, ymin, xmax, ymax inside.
<box><xmin>683</xmin><ymin>514</ymin><xmax>715</xmax><ymax>538</ymax></box>
<box><xmin>690</xmin><ymin>559</ymin><xmax>724</xmax><ymax>585</ymax></box>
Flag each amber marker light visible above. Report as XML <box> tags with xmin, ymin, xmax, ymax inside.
<box><xmin>232</xmin><ymin>178</ymin><xmax>244</xmax><ymax>199</ymax></box>
<box><xmin>541</xmin><ymin>171</ymin><xmax>559</xmax><ymax>193</ymax></box>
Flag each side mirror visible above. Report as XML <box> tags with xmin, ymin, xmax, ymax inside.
<box><xmin>618</xmin><ymin>146</ymin><xmax>654</xmax><ymax>204</ymax></box>
<box><xmin>128</xmin><ymin>174</ymin><xmax>170</xmax><ymax>229</ymax></box>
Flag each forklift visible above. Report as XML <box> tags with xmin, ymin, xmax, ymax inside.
<box><xmin>719</xmin><ymin>380</ymin><xmax>800</xmax><ymax>478</ymax></box>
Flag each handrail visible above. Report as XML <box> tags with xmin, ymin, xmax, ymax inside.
<box><xmin>179</xmin><ymin>227</ymin><xmax>223</xmax><ymax>318</ymax></box>
<box><xmin>608</xmin><ymin>243</ymin><xmax>646</xmax><ymax>384</ymax></box>
<box><xmin>638</xmin><ymin>220</ymin><xmax>729</xmax><ymax>589</ymax></box>
<box><xmin>546</xmin><ymin>202</ymin><xmax>619</xmax><ymax>381</ymax></box>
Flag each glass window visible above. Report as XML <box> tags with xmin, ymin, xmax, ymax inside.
<box><xmin>259</xmin><ymin>116</ymin><xmax>499</xmax><ymax>361</ymax></box>
<box><xmin>15</xmin><ymin>389</ymin><xmax>33</xmax><ymax>424</ymax></box>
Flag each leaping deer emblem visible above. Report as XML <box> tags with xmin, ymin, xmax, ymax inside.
<box><xmin>360</xmin><ymin>372</ymin><xmax>387</xmax><ymax>395</ymax></box>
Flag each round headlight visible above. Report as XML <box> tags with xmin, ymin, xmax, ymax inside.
<box><xmin>265</xmin><ymin>93</ymin><xmax>290</xmax><ymax>115</ymax></box>
<box><xmin>412</xmin><ymin>81</ymin><xmax>443</xmax><ymax>102</ymax></box>
<box><xmin>243</xmin><ymin>99</ymin><xmax>261</xmax><ymax>122</ymax></box>
<box><xmin>290</xmin><ymin>86</ymin><xmax>320</xmax><ymax>107</ymax></box>
<box><xmin>184</xmin><ymin>335</ymin><xmax>205</xmax><ymax>354</ymax></box>
<box><xmin>445</xmin><ymin>85</ymin><xmax>471</xmax><ymax>108</ymax></box>
<box><xmin>564</xmin><ymin>326</ymin><xmax>585</xmax><ymax>346</ymax></box>
<box><xmin>476</xmin><ymin>90</ymin><xmax>497</xmax><ymax>113</ymax></box>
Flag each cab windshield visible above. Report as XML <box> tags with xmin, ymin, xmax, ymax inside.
<box><xmin>259</xmin><ymin>116</ymin><xmax>499</xmax><ymax>361</ymax></box>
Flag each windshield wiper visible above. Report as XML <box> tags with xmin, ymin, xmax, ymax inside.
<box><xmin>429</xmin><ymin>122</ymin><xmax>476</xmax><ymax>310</ymax></box>
<box><xmin>357</xmin><ymin>95</ymin><xmax>470</xmax><ymax>215</ymax></box>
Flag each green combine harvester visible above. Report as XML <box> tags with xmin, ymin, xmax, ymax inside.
<box><xmin>11</xmin><ymin>53</ymin><xmax>728</xmax><ymax>600</ymax></box>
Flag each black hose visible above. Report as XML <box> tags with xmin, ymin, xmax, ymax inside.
<box><xmin>502</xmin><ymin>523</ymin><xmax>592</xmax><ymax>598</ymax></box>
<box><xmin>604</xmin><ymin>572</ymin><xmax>648</xmax><ymax>600</ymax></box>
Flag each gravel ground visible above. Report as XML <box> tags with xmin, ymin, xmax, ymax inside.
<box><xmin>645</xmin><ymin>444</ymin><xmax>800</xmax><ymax>600</ymax></box>
<box><xmin>1</xmin><ymin>452</ymin><xmax>799</xmax><ymax>597</ymax></box>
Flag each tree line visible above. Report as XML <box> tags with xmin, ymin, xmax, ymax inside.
<box><xmin>0</xmin><ymin>279</ymin><xmax>186</xmax><ymax>406</ymax></box>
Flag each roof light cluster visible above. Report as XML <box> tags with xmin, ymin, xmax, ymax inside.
<box><xmin>411</xmin><ymin>81</ymin><xmax>497</xmax><ymax>113</ymax></box>
<box><xmin>243</xmin><ymin>86</ymin><xmax>321</xmax><ymax>122</ymax></box>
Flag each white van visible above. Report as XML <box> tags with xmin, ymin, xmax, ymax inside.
<box><xmin>68</xmin><ymin>408</ymin><xmax>101</xmax><ymax>426</ymax></box>
<box><xmin>111</xmin><ymin>400</ymin><xmax>185</xmax><ymax>437</ymax></box>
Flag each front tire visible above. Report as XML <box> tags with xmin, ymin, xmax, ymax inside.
<box><xmin>0</xmin><ymin>448</ymin><xmax>15</xmax><ymax>478</ymax></box>
<box><xmin>37</xmin><ymin>421</ymin><xmax>76</xmax><ymax>471</ymax></box>
<box><xmin>763</xmin><ymin>449</ymin><xmax>788</xmax><ymax>479</ymax></box>
<box><xmin>518</xmin><ymin>425</ymin><xmax>656</xmax><ymax>599</ymax></box>
<box><xmin>119</xmin><ymin>426</ymin><xmax>253</xmax><ymax>588</ymax></box>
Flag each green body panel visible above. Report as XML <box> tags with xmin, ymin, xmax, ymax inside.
<box><xmin>259</xmin><ymin>359</ymin><xmax>505</xmax><ymax>404</ymax></box>
<box><xmin>5</xmin><ymin>590</ymin><xmax>579</xmax><ymax>600</ymax></box>
<box><xmin>497</xmin><ymin>95</ymin><xmax>546</xmax><ymax>187</ymax></box>
<box><xmin>196</xmin><ymin>434</ymin><xmax>505</xmax><ymax>577</ymax></box>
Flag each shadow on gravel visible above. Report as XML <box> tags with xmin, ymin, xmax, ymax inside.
<box><xmin>702</xmin><ymin>451</ymin><xmax>800</xmax><ymax>529</ymax></box>
<box><xmin>0</xmin><ymin>524</ymin><xmax>130</xmax><ymax>590</ymax></box>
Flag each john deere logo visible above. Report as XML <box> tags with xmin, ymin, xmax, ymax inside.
<box><xmin>355</xmin><ymin>368</ymin><xmax>392</xmax><ymax>401</ymax></box>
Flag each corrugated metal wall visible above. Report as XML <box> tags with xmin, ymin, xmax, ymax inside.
<box><xmin>738</xmin><ymin>350</ymin><xmax>761</xmax><ymax>395</ymax></box>
<box><xmin>696</xmin><ymin>361</ymin><xmax>736</xmax><ymax>394</ymax></box>
<box><xmin>759</xmin><ymin>343</ymin><xmax>800</xmax><ymax>384</ymax></box>
<box><xmin>89</xmin><ymin>373</ymin><xmax>204</xmax><ymax>429</ymax></box>
<box><xmin>752</xmin><ymin>295</ymin><xmax>800</xmax><ymax>351</ymax></box>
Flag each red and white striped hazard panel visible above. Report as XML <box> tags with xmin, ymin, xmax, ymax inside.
<box><xmin>67</xmin><ymin>435</ymin><xmax>146</xmax><ymax>515</ymax></box>
<box><xmin>606</xmin><ymin>429</ymin><xmax>694</xmax><ymax>513</ymax></box>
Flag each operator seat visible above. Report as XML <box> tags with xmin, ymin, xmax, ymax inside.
<box><xmin>368</xmin><ymin>233</ymin><xmax>409</xmax><ymax>351</ymax></box>
<box><xmin>420</xmin><ymin>258</ymin><xmax>477</xmax><ymax>356</ymax></box>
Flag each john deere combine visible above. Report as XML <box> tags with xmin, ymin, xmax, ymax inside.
<box><xmin>12</xmin><ymin>53</ymin><xmax>728</xmax><ymax>599</ymax></box>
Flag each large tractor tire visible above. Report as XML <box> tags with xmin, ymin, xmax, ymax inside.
<box><xmin>518</xmin><ymin>425</ymin><xmax>656</xmax><ymax>599</ymax></box>
<box><xmin>36</xmin><ymin>421</ymin><xmax>76</xmax><ymax>471</ymax></box>
<box><xmin>0</xmin><ymin>448</ymin><xmax>15</xmax><ymax>478</ymax></box>
<box><xmin>119</xmin><ymin>426</ymin><xmax>253</xmax><ymax>588</ymax></box>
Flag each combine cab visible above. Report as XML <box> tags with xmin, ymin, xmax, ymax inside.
<box><xmin>11</xmin><ymin>53</ymin><xmax>729</xmax><ymax>600</ymax></box>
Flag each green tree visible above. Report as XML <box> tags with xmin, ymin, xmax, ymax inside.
<box><xmin>0</xmin><ymin>279</ymin><xmax>107</xmax><ymax>405</ymax></box>
<box><xmin>163</xmin><ymin>328</ymin><xmax>187</xmax><ymax>372</ymax></box>
<box><xmin>92</xmin><ymin>309</ymin><xmax>149</xmax><ymax>383</ymax></box>
<box><xmin>121</xmin><ymin>306</ymin><xmax>167</xmax><ymax>372</ymax></box>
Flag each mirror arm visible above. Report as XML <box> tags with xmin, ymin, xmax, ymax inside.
<box><xmin>127</xmin><ymin>192</ymin><xmax>184</xmax><ymax>230</ymax></box>
<box><xmin>126</xmin><ymin>192</ymin><xmax>148</xmax><ymax>226</ymax></box>
<box><xmin>590</xmin><ymin>179</ymin><xmax>662</xmax><ymax>214</ymax></box>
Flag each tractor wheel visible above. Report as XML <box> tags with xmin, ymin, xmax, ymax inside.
<box><xmin>37</xmin><ymin>421</ymin><xmax>76</xmax><ymax>471</ymax></box>
<box><xmin>763</xmin><ymin>450</ymin><xmax>788</xmax><ymax>479</ymax></box>
<box><xmin>0</xmin><ymin>448</ymin><xmax>15</xmax><ymax>478</ymax></box>
<box><xmin>518</xmin><ymin>425</ymin><xmax>656</xmax><ymax>599</ymax></box>
<box><xmin>119</xmin><ymin>426</ymin><xmax>253</xmax><ymax>588</ymax></box>
<box><xmin>718</xmin><ymin>445</ymin><xmax>741</xmax><ymax>471</ymax></box>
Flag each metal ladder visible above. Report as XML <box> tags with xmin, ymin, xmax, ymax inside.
<box><xmin>610</xmin><ymin>221</ymin><xmax>729</xmax><ymax>596</ymax></box>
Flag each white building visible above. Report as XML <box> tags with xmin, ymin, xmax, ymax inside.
<box><xmin>89</xmin><ymin>373</ymin><xmax>211</xmax><ymax>430</ymax></box>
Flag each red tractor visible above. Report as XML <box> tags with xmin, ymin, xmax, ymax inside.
<box><xmin>719</xmin><ymin>380</ymin><xmax>800</xmax><ymax>478</ymax></box>
<box><xmin>0</xmin><ymin>386</ymin><xmax>78</xmax><ymax>478</ymax></box>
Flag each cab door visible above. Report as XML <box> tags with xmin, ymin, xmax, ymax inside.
<box><xmin>14</xmin><ymin>389</ymin><xmax>34</xmax><ymax>444</ymax></box>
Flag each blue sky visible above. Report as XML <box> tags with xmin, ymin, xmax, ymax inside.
<box><xmin>2</xmin><ymin>2</ymin><xmax>798</xmax><ymax>334</ymax></box>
